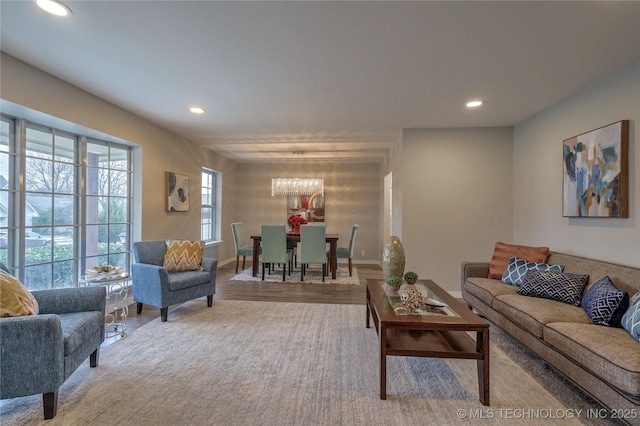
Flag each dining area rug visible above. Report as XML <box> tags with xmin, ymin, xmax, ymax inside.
<box><xmin>231</xmin><ymin>265</ymin><xmax>359</xmax><ymax>285</ymax></box>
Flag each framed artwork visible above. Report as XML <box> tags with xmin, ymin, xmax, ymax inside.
<box><xmin>562</xmin><ymin>120</ymin><xmax>628</xmax><ymax>218</ymax></box>
<box><xmin>165</xmin><ymin>172</ymin><xmax>189</xmax><ymax>212</ymax></box>
<box><xmin>287</xmin><ymin>191</ymin><xmax>325</xmax><ymax>222</ymax></box>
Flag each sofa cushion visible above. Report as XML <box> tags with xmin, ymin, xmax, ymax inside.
<box><xmin>58</xmin><ymin>311</ymin><xmax>104</xmax><ymax>356</ymax></box>
<box><xmin>163</xmin><ymin>240</ymin><xmax>205</xmax><ymax>272</ymax></box>
<box><xmin>167</xmin><ymin>270</ymin><xmax>213</xmax><ymax>292</ymax></box>
<box><xmin>622</xmin><ymin>292</ymin><xmax>640</xmax><ymax>342</ymax></box>
<box><xmin>0</xmin><ymin>271</ymin><xmax>39</xmax><ymax>317</ymax></box>
<box><xmin>581</xmin><ymin>276</ymin><xmax>629</xmax><ymax>327</ymax></box>
<box><xmin>494</xmin><ymin>294</ymin><xmax>590</xmax><ymax>338</ymax></box>
<box><xmin>544</xmin><ymin>322</ymin><xmax>640</xmax><ymax>397</ymax></box>
<box><xmin>501</xmin><ymin>256</ymin><xmax>564</xmax><ymax>286</ymax></box>
<box><xmin>517</xmin><ymin>270</ymin><xmax>588</xmax><ymax>306</ymax></box>
<box><xmin>464</xmin><ymin>277</ymin><xmax>518</xmax><ymax>307</ymax></box>
<box><xmin>488</xmin><ymin>242</ymin><xmax>549</xmax><ymax>279</ymax></box>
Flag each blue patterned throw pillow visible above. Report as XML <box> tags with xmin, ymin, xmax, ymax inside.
<box><xmin>621</xmin><ymin>292</ymin><xmax>640</xmax><ymax>343</ymax></box>
<box><xmin>501</xmin><ymin>256</ymin><xmax>564</xmax><ymax>286</ymax></box>
<box><xmin>581</xmin><ymin>276</ymin><xmax>629</xmax><ymax>327</ymax></box>
<box><xmin>517</xmin><ymin>270</ymin><xmax>589</xmax><ymax>306</ymax></box>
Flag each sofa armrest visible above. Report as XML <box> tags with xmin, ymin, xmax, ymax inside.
<box><xmin>0</xmin><ymin>314</ymin><xmax>64</xmax><ymax>397</ymax></box>
<box><xmin>33</xmin><ymin>286</ymin><xmax>106</xmax><ymax>317</ymax></box>
<box><xmin>461</xmin><ymin>261</ymin><xmax>490</xmax><ymax>288</ymax></box>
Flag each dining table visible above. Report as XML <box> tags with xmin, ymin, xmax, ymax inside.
<box><xmin>250</xmin><ymin>233</ymin><xmax>339</xmax><ymax>279</ymax></box>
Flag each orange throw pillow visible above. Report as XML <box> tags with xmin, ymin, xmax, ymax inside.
<box><xmin>488</xmin><ymin>242</ymin><xmax>549</xmax><ymax>279</ymax></box>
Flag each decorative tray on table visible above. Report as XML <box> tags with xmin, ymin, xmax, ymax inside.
<box><xmin>84</xmin><ymin>265</ymin><xmax>125</xmax><ymax>279</ymax></box>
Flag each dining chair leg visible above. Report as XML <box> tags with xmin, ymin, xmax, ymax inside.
<box><xmin>262</xmin><ymin>264</ymin><xmax>266</xmax><ymax>280</ymax></box>
<box><xmin>348</xmin><ymin>258</ymin><xmax>353</xmax><ymax>276</ymax></box>
<box><xmin>235</xmin><ymin>255</ymin><xmax>240</xmax><ymax>273</ymax></box>
<box><xmin>282</xmin><ymin>263</ymin><xmax>286</xmax><ymax>281</ymax></box>
<box><xmin>242</xmin><ymin>256</ymin><xmax>246</xmax><ymax>270</ymax></box>
<box><xmin>322</xmin><ymin>264</ymin><xmax>326</xmax><ymax>282</ymax></box>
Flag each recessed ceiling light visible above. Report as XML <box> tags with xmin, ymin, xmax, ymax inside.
<box><xmin>190</xmin><ymin>107</ymin><xmax>205</xmax><ymax>114</ymax></box>
<box><xmin>466</xmin><ymin>100</ymin><xmax>483</xmax><ymax>108</ymax></box>
<box><xmin>36</xmin><ymin>0</ymin><xmax>72</xmax><ymax>16</ymax></box>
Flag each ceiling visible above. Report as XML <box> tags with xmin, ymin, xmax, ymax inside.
<box><xmin>1</xmin><ymin>1</ymin><xmax>639</xmax><ymax>164</ymax></box>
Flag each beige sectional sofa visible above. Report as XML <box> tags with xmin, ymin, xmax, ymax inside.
<box><xmin>461</xmin><ymin>252</ymin><xmax>640</xmax><ymax>425</ymax></box>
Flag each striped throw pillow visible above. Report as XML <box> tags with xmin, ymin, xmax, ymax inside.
<box><xmin>163</xmin><ymin>240</ymin><xmax>205</xmax><ymax>272</ymax></box>
<box><xmin>488</xmin><ymin>242</ymin><xmax>549</xmax><ymax>279</ymax></box>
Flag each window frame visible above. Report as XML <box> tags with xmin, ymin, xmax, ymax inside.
<box><xmin>0</xmin><ymin>113</ymin><xmax>134</xmax><ymax>289</ymax></box>
<box><xmin>201</xmin><ymin>167</ymin><xmax>221</xmax><ymax>242</ymax></box>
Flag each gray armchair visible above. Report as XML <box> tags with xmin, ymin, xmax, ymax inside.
<box><xmin>0</xmin><ymin>266</ymin><xmax>106</xmax><ymax>420</ymax></box>
<box><xmin>131</xmin><ymin>240</ymin><xmax>217</xmax><ymax>322</ymax></box>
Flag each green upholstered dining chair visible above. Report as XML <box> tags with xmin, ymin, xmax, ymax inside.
<box><xmin>329</xmin><ymin>224</ymin><xmax>359</xmax><ymax>277</ymax></box>
<box><xmin>300</xmin><ymin>223</ymin><xmax>327</xmax><ymax>281</ymax></box>
<box><xmin>232</xmin><ymin>222</ymin><xmax>259</xmax><ymax>273</ymax></box>
<box><xmin>260</xmin><ymin>224</ymin><xmax>294</xmax><ymax>281</ymax></box>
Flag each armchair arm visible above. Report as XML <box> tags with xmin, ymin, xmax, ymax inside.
<box><xmin>33</xmin><ymin>286</ymin><xmax>106</xmax><ymax>317</ymax></box>
<box><xmin>0</xmin><ymin>315</ymin><xmax>64</xmax><ymax>398</ymax></box>
<box><xmin>201</xmin><ymin>258</ymin><xmax>218</xmax><ymax>281</ymax></box>
<box><xmin>131</xmin><ymin>263</ymin><xmax>171</xmax><ymax>306</ymax></box>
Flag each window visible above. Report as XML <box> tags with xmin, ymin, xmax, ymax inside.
<box><xmin>201</xmin><ymin>168</ymin><xmax>220</xmax><ymax>241</ymax></box>
<box><xmin>0</xmin><ymin>114</ymin><xmax>133</xmax><ymax>289</ymax></box>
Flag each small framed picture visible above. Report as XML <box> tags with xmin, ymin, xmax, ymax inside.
<box><xmin>165</xmin><ymin>172</ymin><xmax>189</xmax><ymax>212</ymax></box>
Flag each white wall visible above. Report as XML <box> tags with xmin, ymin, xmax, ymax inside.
<box><xmin>400</xmin><ymin>127</ymin><xmax>513</xmax><ymax>292</ymax></box>
<box><xmin>513</xmin><ymin>60</ymin><xmax>640</xmax><ymax>267</ymax></box>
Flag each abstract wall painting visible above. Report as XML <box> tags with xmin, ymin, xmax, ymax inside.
<box><xmin>165</xmin><ymin>172</ymin><xmax>189</xmax><ymax>212</ymax></box>
<box><xmin>562</xmin><ymin>120</ymin><xmax>628</xmax><ymax>218</ymax></box>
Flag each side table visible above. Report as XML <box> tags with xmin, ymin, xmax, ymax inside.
<box><xmin>79</xmin><ymin>273</ymin><xmax>129</xmax><ymax>338</ymax></box>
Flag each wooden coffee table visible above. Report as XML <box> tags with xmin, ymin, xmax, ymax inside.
<box><xmin>366</xmin><ymin>278</ymin><xmax>490</xmax><ymax>404</ymax></box>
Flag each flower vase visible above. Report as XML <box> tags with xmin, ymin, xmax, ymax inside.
<box><xmin>382</xmin><ymin>236</ymin><xmax>405</xmax><ymax>280</ymax></box>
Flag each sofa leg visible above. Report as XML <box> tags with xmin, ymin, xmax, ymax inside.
<box><xmin>43</xmin><ymin>391</ymin><xmax>58</xmax><ymax>419</ymax></box>
<box><xmin>90</xmin><ymin>348</ymin><xmax>100</xmax><ymax>367</ymax></box>
<box><xmin>207</xmin><ymin>295</ymin><xmax>213</xmax><ymax>307</ymax></box>
<box><xmin>137</xmin><ymin>302</ymin><xmax>143</xmax><ymax>314</ymax></box>
<box><xmin>160</xmin><ymin>307</ymin><xmax>168</xmax><ymax>322</ymax></box>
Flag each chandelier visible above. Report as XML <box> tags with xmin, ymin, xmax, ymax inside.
<box><xmin>271</xmin><ymin>178</ymin><xmax>324</xmax><ymax>196</ymax></box>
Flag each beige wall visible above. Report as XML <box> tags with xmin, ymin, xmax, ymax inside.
<box><xmin>233</xmin><ymin>161</ymin><xmax>382</xmax><ymax>264</ymax></box>
<box><xmin>513</xmin><ymin>60</ymin><xmax>640</xmax><ymax>267</ymax></box>
<box><xmin>399</xmin><ymin>128</ymin><xmax>514</xmax><ymax>293</ymax></box>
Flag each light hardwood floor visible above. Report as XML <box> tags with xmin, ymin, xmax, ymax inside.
<box><xmin>103</xmin><ymin>262</ymin><xmax>384</xmax><ymax>347</ymax></box>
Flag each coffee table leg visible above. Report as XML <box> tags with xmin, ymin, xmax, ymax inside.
<box><xmin>380</xmin><ymin>324</ymin><xmax>387</xmax><ymax>400</ymax></box>
<box><xmin>477</xmin><ymin>328</ymin><xmax>490</xmax><ymax>405</ymax></box>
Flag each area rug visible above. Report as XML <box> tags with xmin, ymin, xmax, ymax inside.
<box><xmin>231</xmin><ymin>265</ymin><xmax>359</xmax><ymax>285</ymax></box>
<box><xmin>0</xmin><ymin>299</ymin><xmax>614</xmax><ymax>426</ymax></box>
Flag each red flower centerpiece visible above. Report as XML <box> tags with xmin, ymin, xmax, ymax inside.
<box><xmin>287</xmin><ymin>214</ymin><xmax>307</xmax><ymax>233</ymax></box>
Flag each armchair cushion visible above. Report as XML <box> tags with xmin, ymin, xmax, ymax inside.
<box><xmin>0</xmin><ymin>271</ymin><xmax>39</xmax><ymax>317</ymax></box>
<box><xmin>167</xmin><ymin>270</ymin><xmax>213</xmax><ymax>291</ymax></box>
<box><xmin>163</xmin><ymin>240</ymin><xmax>205</xmax><ymax>272</ymax></box>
